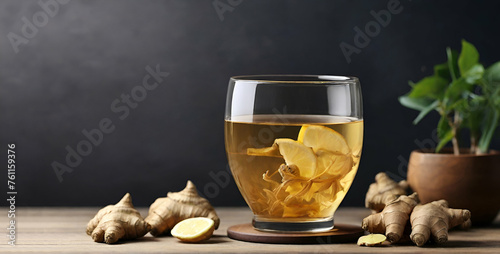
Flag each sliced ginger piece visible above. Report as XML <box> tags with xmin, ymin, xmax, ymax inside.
<box><xmin>253</xmin><ymin>138</ymin><xmax>317</xmax><ymax>178</ymax></box>
<box><xmin>247</xmin><ymin>143</ymin><xmax>281</xmax><ymax>157</ymax></box>
<box><xmin>171</xmin><ymin>217</ymin><xmax>215</xmax><ymax>243</ymax></box>
<box><xmin>249</xmin><ymin>124</ymin><xmax>354</xmax><ymax>218</ymax></box>
<box><xmin>298</xmin><ymin>124</ymin><xmax>351</xmax><ymax>154</ymax></box>
<box><xmin>357</xmin><ymin>234</ymin><xmax>387</xmax><ymax>246</ymax></box>
<box><xmin>276</xmin><ymin>139</ymin><xmax>317</xmax><ymax>178</ymax></box>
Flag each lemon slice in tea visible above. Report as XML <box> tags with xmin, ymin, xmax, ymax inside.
<box><xmin>316</xmin><ymin>149</ymin><xmax>353</xmax><ymax>177</ymax></box>
<box><xmin>247</xmin><ymin>138</ymin><xmax>317</xmax><ymax>178</ymax></box>
<box><xmin>171</xmin><ymin>217</ymin><xmax>215</xmax><ymax>243</ymax></box>
<box><xmin>275</xmin><ymin>138</ymin><xmax>317</xmax><ymax>178</ymax></box>
<box><xmin>298</xmin><ymin>124</ymin><xmax>351</xmax><ymax>154</ymax></box>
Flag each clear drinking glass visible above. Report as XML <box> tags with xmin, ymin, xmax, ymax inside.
<box><xmin>224</xmin><ymin>75</ymin><xmax>363</xmax><ymax>232</ymax></box>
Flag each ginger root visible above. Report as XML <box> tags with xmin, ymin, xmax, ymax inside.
<box><xmin>365</xmin><ymin>172</ymin><xmax>409</xmax><ymax>213</ymax></box>
<box><xmin>145</xmin><ymin>181</ymin><xmax>220</xmax><ymax>236</ymax></box>
<box><xmin>86</xmin><ymin>193</ymin><xmax>150</xmax><ymax>244</ymax></box>
<box><xmin>362</xmin><ymin>193</ymin><xmax>419</xmax><ymax>243</ymax></box>
<box><xmin>410</xmin><ymin>200</ymin><xmax>471</xmax><ymax>246</ymax></box>
<box><xmin>362</xmin><ymin>172</ymin><xmax>473</xmax><ymax>247</ymax></box>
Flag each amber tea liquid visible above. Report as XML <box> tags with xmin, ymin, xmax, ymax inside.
<box><xmin>225</xmin><ymin>115</ymin><xmax>363</xmax><ymax>224</ymax></box>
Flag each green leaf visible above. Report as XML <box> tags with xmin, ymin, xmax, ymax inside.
<box><xmin>436</xmin><ymin>130</ymin><xmax>454</xmax><ymax>152</ymax></box>
<box><xmin>434</xmin><ymin>62</ymin><xmax>451</xmax><ymax>81</ymax></box>
<box><xmin>462</xmin><ymin>64</ymin><xmax>484</xmax><ymax>84</ymax></box>
<box><xmin>437</xmin><ymin>114</ymin><xmax>452</xmax><ymax>140</ymax></box>
<box><xmin>467</xmin><ymin>95</ymin><xmax>487</xmax><ymax>134</ymax></box>
<box><xmin>413</xmin><ymin>100</ymin><xmax>439</xmax><ymax>124</ymax></box>
<box><xmin>444</xmin><ymin>78</ymin><xmax>472</xmax><ymax>103</ymax></box>
<box><xmin>458</xmin><ymin>40</ymin><xmax>480</xmax><ymax>76</ymax></box>
<box><xmin>448</xmin><ymin>98</ymin><xmax>468</xmax><ymax>112</ymax></box>
<box><xmin>484</xmin><ymin>61</ymin><xmax>500</xmax><ymax>83</ymax></box>
<box><xmin>399</xmin><ymin>95</ymin><xmax>435</xmax><ymax>111</ymax></box>
<box><xmin>478</xmin><ymin>109</ymin><xmax>500</xmax><ymax>153</ymax></box>
<box><xmin>494</xmin><ymin>91</ymin><xmax>500</xmax><ymax>108</ymax></box>
<box><xmin>446</xmin><ymin>48</ymin><xmax>460</xmax><ymax>81</ymax></box>
<box><xmin>408</xmin><ymin>76</ymin><xmax>448</xmax><ymax>99</ymax></box>
<box><xmin>436</xmin><ymin>115</ymin><xmax>453</xmax><ymax>152</ymax></box>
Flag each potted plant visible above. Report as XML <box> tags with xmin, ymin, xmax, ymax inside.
<box><xmin>399</xmin><ymin>40</ymin><xmax>500</xmax><ymax>225</ymax></box>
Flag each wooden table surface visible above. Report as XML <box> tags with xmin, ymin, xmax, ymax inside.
<box><xmin>1</xmin><ymin>207</ymin><xmax>499</xmax><ymax>253</ymax></box>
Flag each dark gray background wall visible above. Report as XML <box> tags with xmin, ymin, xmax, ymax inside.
<box><xmin>1</xmin><ymin>0</ymin><xmax>499</xmax><ymax>207</ymax></box>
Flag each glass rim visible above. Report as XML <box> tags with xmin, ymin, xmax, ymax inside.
<box><xmin>230</xmin><ymin>74</ymin><xmax>359</xmax><ymax>84</ymax></box>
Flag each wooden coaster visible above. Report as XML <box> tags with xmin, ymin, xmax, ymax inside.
<box><xmin>227</xmin><ymin>223</ymin><xmax>364</xmax><ymax>244</ymax></box>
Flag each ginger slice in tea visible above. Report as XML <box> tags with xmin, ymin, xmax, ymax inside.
<box><xmin>249</xmin><ymin>124</ymin><xmax>355</xmax><ymax>218</ymax></box>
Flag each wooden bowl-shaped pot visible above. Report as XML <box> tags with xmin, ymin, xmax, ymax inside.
<box><xmin>408</xmin><ymin>149</ymin><xmax>500</xmax><ymax>226</ymax></box>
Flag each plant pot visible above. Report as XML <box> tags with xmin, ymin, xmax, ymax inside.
<box><xmin>407</xmin><ymin>149</ymin><xmax>500</xmax><ymax>226</ymax></box>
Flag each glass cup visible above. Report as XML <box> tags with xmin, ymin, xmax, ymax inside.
<box><xmin>224</xmin><ymin>75</ymin><xmax>363</xmax><ymax>232</ymax></box>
